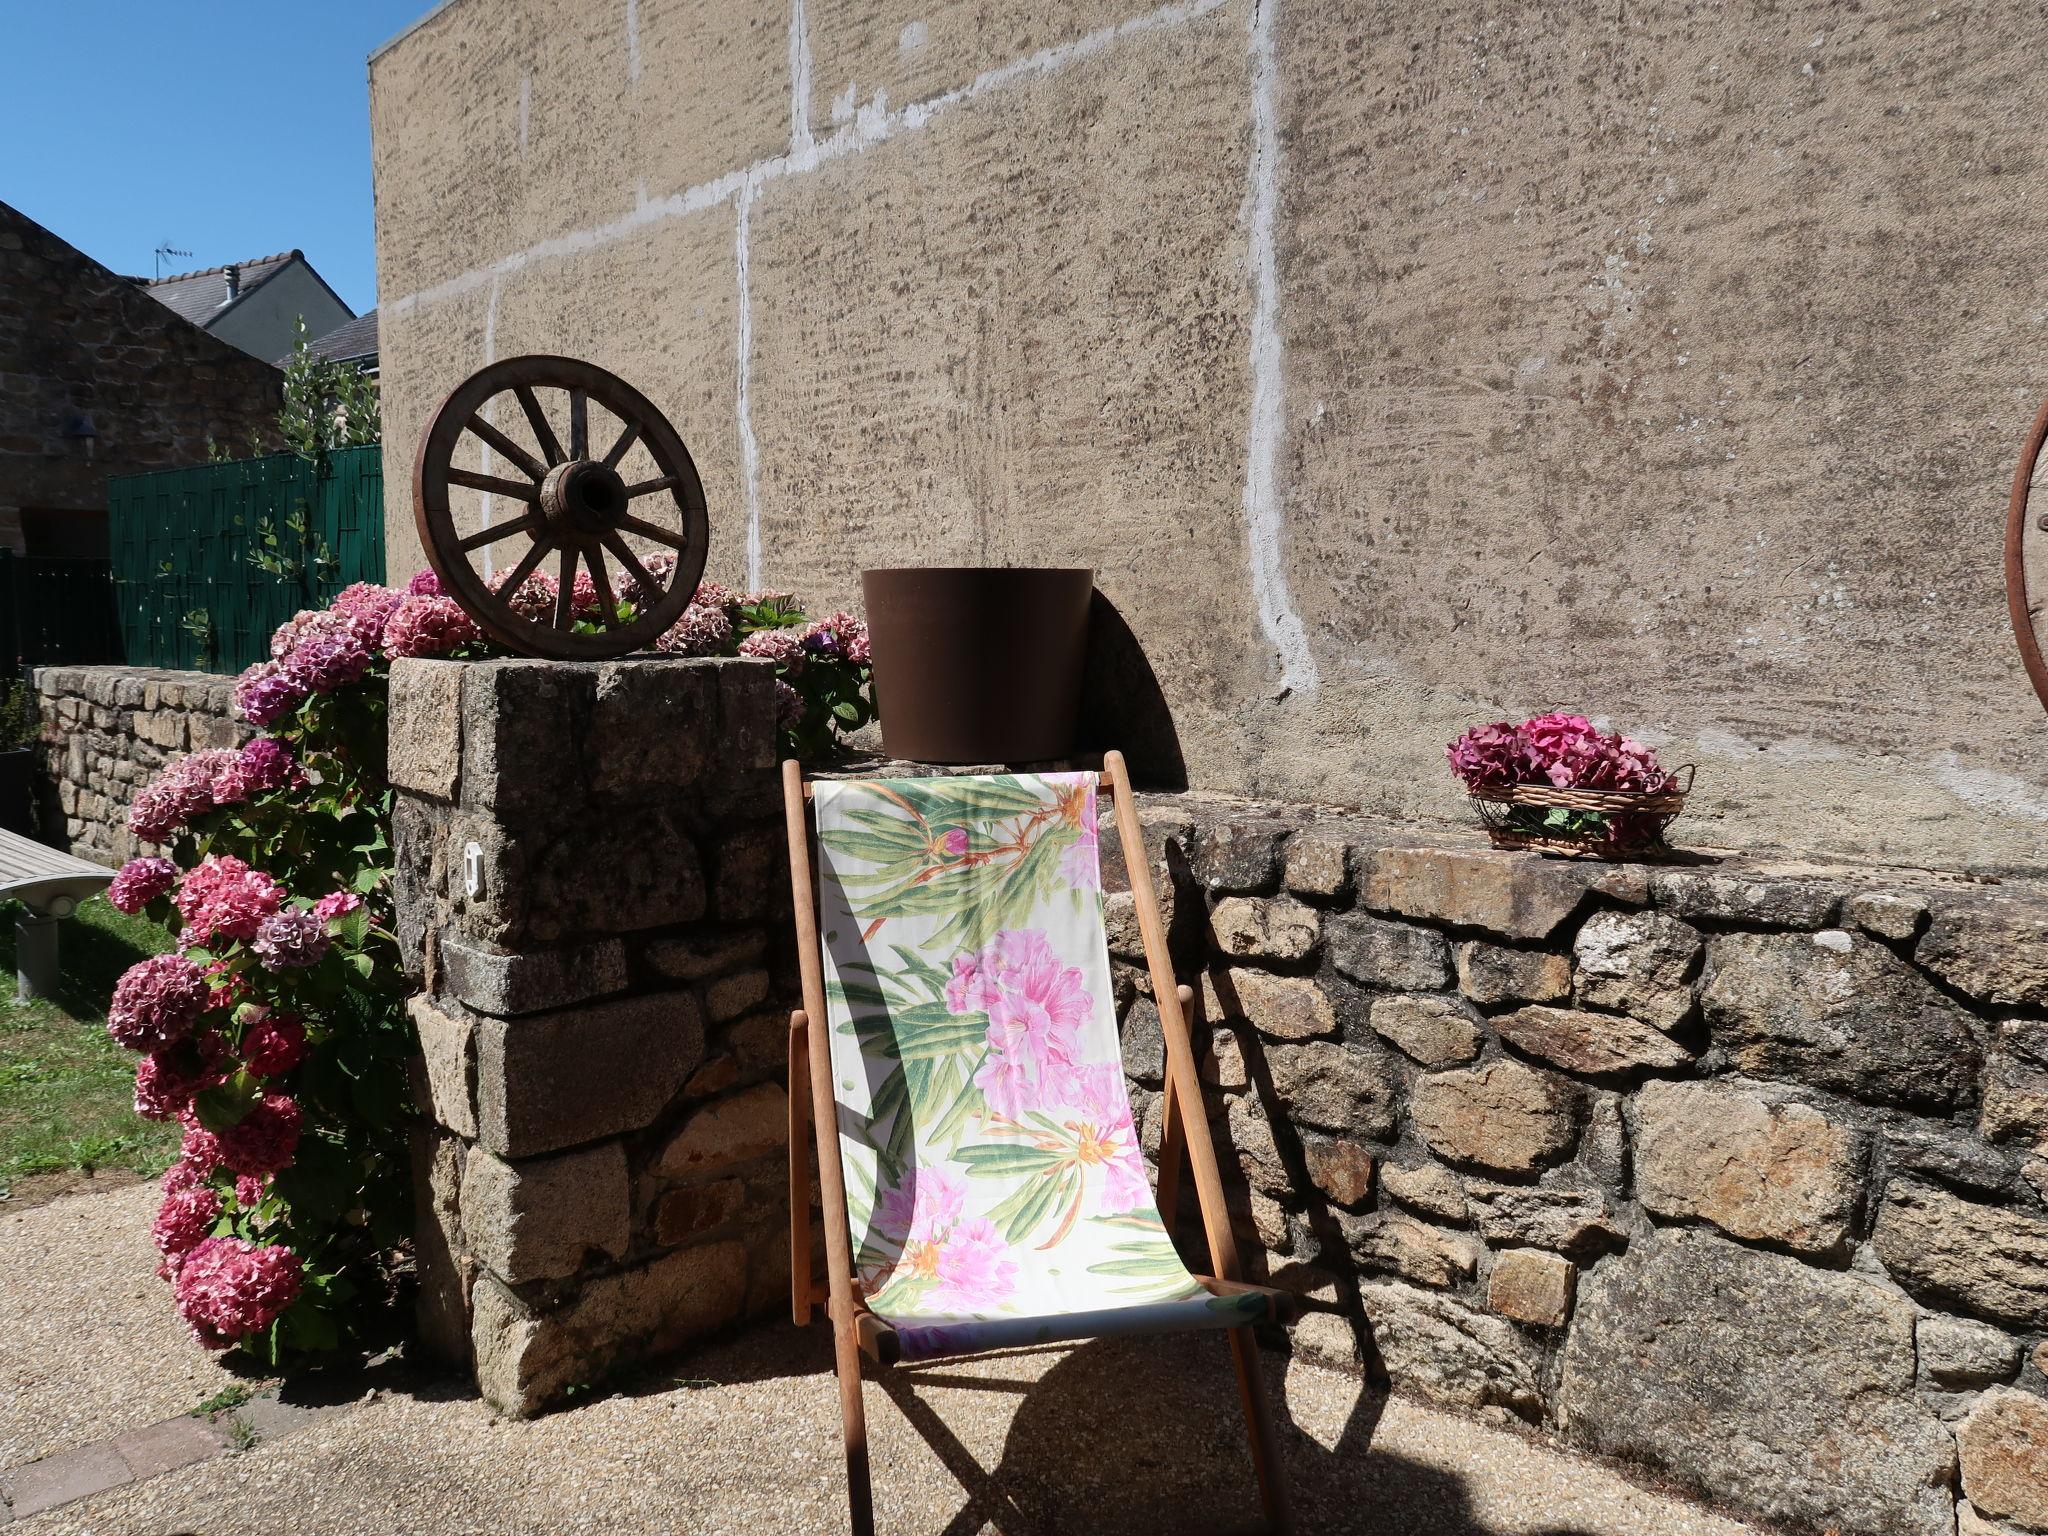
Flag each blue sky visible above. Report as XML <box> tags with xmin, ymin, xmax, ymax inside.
<box><xmin>2</xmin><ymin>2</ymin><xmax>431</xmax><ymax>316</ymax></box>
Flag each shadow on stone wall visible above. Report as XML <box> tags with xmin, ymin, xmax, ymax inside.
<box><xmin>1075</xmin><ymin>592</ymin><xmax>1186</xmax><ymax>791</ymax></box>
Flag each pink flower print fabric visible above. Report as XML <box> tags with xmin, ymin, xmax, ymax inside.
<box><xmin>812</xmin><ymin>772</ymin><xmax>1272</xmax><ymax>1360</ymax></box>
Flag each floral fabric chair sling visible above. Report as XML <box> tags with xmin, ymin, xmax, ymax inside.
<box><xmin>784</xmin><ymin>756</ymin><xmax>1294</xmax><ymax>1536</ymax></box>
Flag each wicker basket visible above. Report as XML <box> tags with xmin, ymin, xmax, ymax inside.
<box><xmin>1467</xmin><ymin>767</ymin><xmax>1694</xmax><ymax>859</ymax></box>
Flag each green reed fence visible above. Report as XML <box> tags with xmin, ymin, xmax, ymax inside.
<box><xmin>107</xmin><ymin>446</ymin><xmax>386</xmax><ymax>673</ymax></box>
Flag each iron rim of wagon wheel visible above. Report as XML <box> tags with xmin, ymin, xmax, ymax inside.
<box><xmin>412</xmin><ymin>355</ymin><xmax>709</xmax><ymax>660</ymax></box>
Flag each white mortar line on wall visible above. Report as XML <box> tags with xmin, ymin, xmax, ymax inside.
<box><xmin>479</xmin><ymin>275</ymin><xmax>502</xmax><ymax>580</ymax></box>
<box><xmin>625</xmin><ymin>0</ymin><xmax>641</xmax><ymax>83</ymax></box>
<box><xmin>789</xmin><ymin>0</ymin><xmax>814</xmax><ymax>154</ymax></box>
<box><xmin>1240</xmin><ymin>0</ymin><xmax>1316</xmax><ymax>697</ymax></box>
<box><xmin>735</xmin><ymin>184</ymin><xmax>764</xmax><ymax>588</ymax></box>
<box><xmin>388</xmin><ymin>0</ymin><xmax>1231</xmax><ymax>318</ymax></box>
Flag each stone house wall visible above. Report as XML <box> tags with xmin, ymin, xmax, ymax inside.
<box><xmin>1104</xmin><ymin>802</ymin><xmax>2048</xmax><ymax>1536</ymax></box>
<box><xmin>29</xmin><ymin>666</ymin><xmax>248</xmax><ymax>865</ymax></box>
<box><xmin>387</xmin><ymin>654</ymin><xmax>799</xmax><ymax>1416</ymax></box>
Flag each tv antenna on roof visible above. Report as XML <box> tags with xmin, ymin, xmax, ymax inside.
<box><xmin>153</xmin><ymin>242</ymin><xmax>192</xmax><ymax>279</ymax></box>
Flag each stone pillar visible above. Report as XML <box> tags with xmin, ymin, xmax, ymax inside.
<box><xmin>389</xmin><ymin>655</ymin><xmax>797</xmax><ymax>1415</ymax></box>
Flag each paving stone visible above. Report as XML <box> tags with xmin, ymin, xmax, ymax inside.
<box><xmin>1204</xmin><ymin>968</ymin><xmax>1336</xmax><ymax>1041</ymax></box>
<box><xmin>438</xmin><ymin>933</ymin><xmax>629</xmax><ymax>1017</ymax></box>
<box><xmin>1301</xmin><ymin>1136</ymin><xmax>1374</xmax><ymax>1206</ymax></box>
<box><xmin>1494</xmin><ymin>1003</ymin><xmax>1692</xmax><ymax>1077</ymax></box>
<box><xmin>1634</xmin><ymin>1079</ymin><xmax>1862</xmax><ymax>1256</ymax></box>
<box><xmin>1463</xmin><ymin>1182</ymin><xmax>1622</xmax><ymax>1259</ymax></box>
<box><xmin>111</xmin><ymin>1414</ymin><xmax>226</xmax><ymax>1478</ymax></box>
<box><xmin>655</xmin><ymin>1082</ymin><xmax>788</xmax><ymax>1177</ymax></box>
<box><xmin>1380</xmin><ymin>1161</ymin><xmax>1469</xmax><ymax>1223</ymax></box>
<box><xmin>1958</xmin><ymin>1388</ymin><xmax>2048</xmax><ymax>1532</ymax></box>
<box><xmin>1368</xmin><ymin>992</ymin><xmax>1484</xmax><ymax>1067</ymax></box>
<box><xmin>1413</xmin><ymin>1059</ymin><xmax>1582</xmax><ymax>1174</ymax></box>
<box><xmin>1328</xmin><ymin>913</ymin><xmax>1451</xmax><ymax>991</ymax></box>
<box><xmin>1210</xmin><ymin>895</ymin><xmax>1320</xmax><ymax>962</ymax></box>
<box><xmin>1872</xmin><ymin>1180</ymin><xmax>2048</xmax><ymax>1329</ymax></box>
<box><xmin>1453</xmin><ymin>941</ymin><xmax>1570</xmax><ymax>1006</ymax></box>
<box><xmin>1918</xmin><ymin>1315</ymin><xmax>2023</xmax><ymax>1389</ymax></box>
<box><xmin>460</xmin><ymin>1141</ymin><xmax>631</xmax><ymax>1283</ymax></box>
<box><xmin>1361</xmin><ymin>846</ymin><xmax>1648</xmax><ymax>942</ymax></box>
<box><xmin>0</xmin><ymin>1441</ymin><xmax>131</xmax><ymax>1518</ymax></box>
<box><xmin>1268</xmin><ymin>1038</ymin><xmax>1398</xmax><ymax>1137</ymax></box>
<box><xmin>474</xmin><ymin>991</ymin><xmax>704</xmax><ymax>1158</ymax></box>
<box><xmin>1283</xmin><ymin>830</ymin><xmax>1351</xmax><ymax>898</ymax></box>
<box><xmin>1918</xmin><ymin>895</ymin><xmax>2048</xmax><ymax>1009</ymax></box>
<box><xmin>1561</xmin><ymin>1229</ymin><xmax>1955</xmax><ymax>1536</ymax></box>
<box><xmin>1702</xmin><ymin>929</ymin><xmax>1980</xmax><ymax>1112</ymax></box>
<box><xmin>1488</xmin><ymin>1248</ymin><xmax>1575</xmax><ymax>1328</ymax></box>
<box><xmin>1572</xmin><ymin>909</ymin><xmax>1702</xmax><ymax>1031</ymax></box>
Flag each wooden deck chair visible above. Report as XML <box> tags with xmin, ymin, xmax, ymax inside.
<box><xmin>782</xmin><ymin>753</ymin><xmax>1295</xmax><ymax>1536</ymax></box>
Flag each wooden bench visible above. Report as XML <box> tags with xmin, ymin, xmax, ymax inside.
<box><xmin>0</xmin><ymin>830</ymin><xmax>114</xmax><ymax>1001</ymax></box>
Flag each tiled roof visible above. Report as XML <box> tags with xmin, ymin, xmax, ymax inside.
<box><xmin>135</xmin><ymin>251</ymin><xmax>300</xmax><ymax>328</ymax></box>
<box><xmin>284</xmin><ymin>309</ymin><xmax>378</xmax><ymax>367</ymax></box>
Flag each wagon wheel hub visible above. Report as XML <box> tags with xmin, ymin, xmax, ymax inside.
<box><xmin>540</xmin><ymin>459</ymin><xmax>628</xmax><ymax>539</ymax></box>
<box><xmin>411</xmin><ymin>355</ymin><xmax>711</xmax><ymax>660</ymax></box>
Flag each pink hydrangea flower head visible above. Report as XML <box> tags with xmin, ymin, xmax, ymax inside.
<box><xmin>108</xmin><ymin>856</ymin><xmax>180</xmax><ymax>913</ymax></box>
<box><xmin>692</xmin><ymin>580</ymin><xmax>740</xmax><ymax>615</ymax></box>
<box><xmin>108</xmin><ymin>954</ymin><xmax>209</xmax><ymax>1052</ymax></box>
<box><xmin>773</xmin><ymin>679</ymin><xmax>805</xmax><ymax>730</ymax></box>
<box><xmin>799</xmin><ymin>611</ymin><xmax>870</xmax><ymax>663</ymax></box>
<box><xmin>172</xmin><ymin>1237</ymin><xmax>303</xmax><ymax>1350</ymax></box>
<box><xmin>251</xmin><ymin>908</ymin><xmax>329</xmax><ymax>971</ymax></box>
<box><xmin>382</xmin><ymin>593</ymin><xmax>482</xmax><ymax>658</ymax></box>
<box><xmin>133</xmin><ymin>1041</ymin><xmax>223</xmax><ymax>1120</ymax></box>
<box><xmin>174</xmin><ymin>854</ymin><xmax>284</xmax><ymax>946</ymax></box>
<box><xmin>152</xmin><ymin>1187</ymin><xmax>223</xmax><ymax>1260</ymax></box>
<box><xmin>616</xmin><ymin>552</ymin><xmax>676</xmax><ymax>608</ymax></box>
<box><xmin>1446</xmin><ymin>721</ymin><xmax>1521</xmax><ymax>789</ymax></box>
<box><xmin>236</xmin><ymin>737</ymin><xmax>299</xmax><ymax>793</ymax></box>
<box><xmin>284</xmin><ymin>626</ymin><xmax>373</xmax><ymax>693</ymax></box>
<box><xmin>654</xmin><ymin>603</ymin><xmax>733</xmax><ymax>657</ymax></box>
<box><xmin>312</xmin><ymin>889</ymin><xmax>365</xmax><ymax>926</ymax></box>
<box><xmin>161</xmin><ymin>1158</ymin><xmax>206</xmax><ymax>1196</ymax></box>
<box><xmin>232</xmin><ymin>660</ymin><xmax>310</xmax><ymax>728</ymax></box>
<box><xmin>127</xmin><ymin>750</ymin><xmax>239</xmax><ymax>842</ymax></box>
<box><xmin>216</xmin><ymin>1094</ymin><xmax>302</xmax><ymax>1176</ymax></box>
<box><xmin>235</xmin><ymin>1174</ymin><xmax>268</xmax><ymax>1208</ymax></box>
<box><xmin>179</xmin><ymin>1124</ymin><xmax>224</xmax><ymax>1178</ymax></box>
<box><xmin>738</xmin><ymin>626</ymin><xmax>806</xmax><ymax>674</ymax></box>
<box><xmin>406</xmin><ymin>568</ymin><xmax>442</xmax><ymax>597</ymax></box>
<box><xmin>267</xmin><ymin>608</ymin><xmax>335</xmax><ymax>661</ymax></box>
<box><xmin>241</xmin><ymin>1011</ymin><xmax>307</xmax><ymax>1077</ymax></box>
<box><xmin>499</xmin><ymin>568</ymin><xmax>559</xmax><ymax>624</ymax></box>
<box><xmin>329</xmin><ymin>583</ymin><xmax>406</xmax><ymax>648</ymax></box>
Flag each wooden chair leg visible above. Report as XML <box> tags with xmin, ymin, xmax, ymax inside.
<box><xmin>788</xmin><ymin>1010</ymin><xmax>813</xmax><ymax>1327</ymax></box>
<box><xmin>831</xmin><ymin>1302</ymin><xmax>875</xmax><ymax>1536</ymax></box>
<box><xmin>1228</xmin><ymin>1326</ymin><xmax>1295</xmax><ymax>1535</ymax></box>
<box><xmin>1155</xmin><ymin>987</ymin><xmax>1193</xmax><ymax>1229</ymax></box>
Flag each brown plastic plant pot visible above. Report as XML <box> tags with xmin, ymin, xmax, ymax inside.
<box><xmin>861</xmin><ymin>567</ymin><xmax>1095</xmax><ymax>764</ymax></box>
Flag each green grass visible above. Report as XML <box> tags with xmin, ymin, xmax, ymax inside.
<box><xmin>0</xmin><ymin>895</ymin><xmax>182</xmax><ymax>1194</ymax></box>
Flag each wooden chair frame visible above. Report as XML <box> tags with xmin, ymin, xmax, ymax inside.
<box><xmin>782</xmin><ymin>751</ymin><xmax>1296</xmax><ymax>1536</ymax></box>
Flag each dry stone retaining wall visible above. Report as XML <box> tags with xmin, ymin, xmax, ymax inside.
<box><xmin>389</xmin><ymin>654</ymin><xmax>797</xmax><ymax>1416</ymax></box>
<box><xmin>1105</xmin><ymin>803</ymin><xmax>2048</xmax><ymax>1536</ymax></box>
<box><xmin>30</xmin><ymin>666</ymin><xmax>249</xmax><ymax>865</ymax></box>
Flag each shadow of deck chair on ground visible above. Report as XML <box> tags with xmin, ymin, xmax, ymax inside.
<box><xmin>782</xmin><ymin>754</ymin><xmax>1296</xmax><ymax>1536</ymax></box>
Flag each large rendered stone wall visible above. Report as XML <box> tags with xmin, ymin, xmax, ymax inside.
<box><xmin>389</xmin><ymin>655</ymin><xmax>798</xmax><ymax>1415</ymax></box>
<box><xmin>30</xmin><ymin>666</ymin><xmax>249</xmax><ymax>865</ymax></box>
<box><xmin>1103</xmin><ymin>802</ymin><xmax>2048</xmax><ymax>1536</ymax></box>
<box><xmin>370</xmin><ymin>0</ymin><xmax>2048</xmax><ymax>873</ymax></box>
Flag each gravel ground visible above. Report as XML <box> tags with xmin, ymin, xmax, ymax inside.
<box><xmin>7</xmin><ymin>1186</ymin><xmax>1767</xmax><ymax>1536</ymax></box>
<box><xmin>1</xmin><ymin>1183</ymin><xmax>240</xmax><ymax>1467</ymax></box>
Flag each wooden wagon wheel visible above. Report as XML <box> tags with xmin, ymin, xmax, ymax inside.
<box><xmin>2006</xmin><ymin>394</ymin><xmax>2048</xmax><ymax>714</ymax></box>
<box><xmin>413</xmin><ymin>355</ymin><xmax>709</xmax><ymax>659</ymax></box>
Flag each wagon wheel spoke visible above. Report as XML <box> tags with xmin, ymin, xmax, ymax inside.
<box><xmin>465</xmin><ymin>414</ymin><xmax>548</xmax><ymax>482</ymax></box>
<box><xmin>448</xmin><ymin>468</ymin><xmax>540</xmax><ymax>501</ymax></box>
<box><xmin>496</xmin><ymin>535</ymin><xmax>552</xmax><ymax>598</ymax></box>
<box><xmin>513</xmin><ymin>385</ymin><xmax>565</xmax><ymax>466</ymax></box>
<box><xmin>457</xmin><ymin>512</ymin><xmax>540</xmax><ymax>552</ymax></box>
<box><xmin>553</xmin><ymin>547</ymin><xmax>578</xmax><ymax>629</ymax></box>
<box><xmin>598</xmin><ymin>529</ymin><xmax>662</xmax><ymax>608</ymax></box>
<box><xmin>615</xmin><ymin>512</ymin><xmax>689</xmax><ymax>548</ymax></box>
<box><xmin>568</xmin><ymin>388</ymin><xmax>588</xmax><ymax>460</ymax></box>
<box><xmin>601</xmin><ymin>421</ymin><xmax>640</xmax><ymax>469</ymax></box>
<box><xmin>622</xmin><ymin>475</ymin><xmax>679</xmax><ymax>499</ymax></box>
<box><xmin>584</xmin><ymin>546</ymin><xmax>623</xmax><ymax>627</ymax></box>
